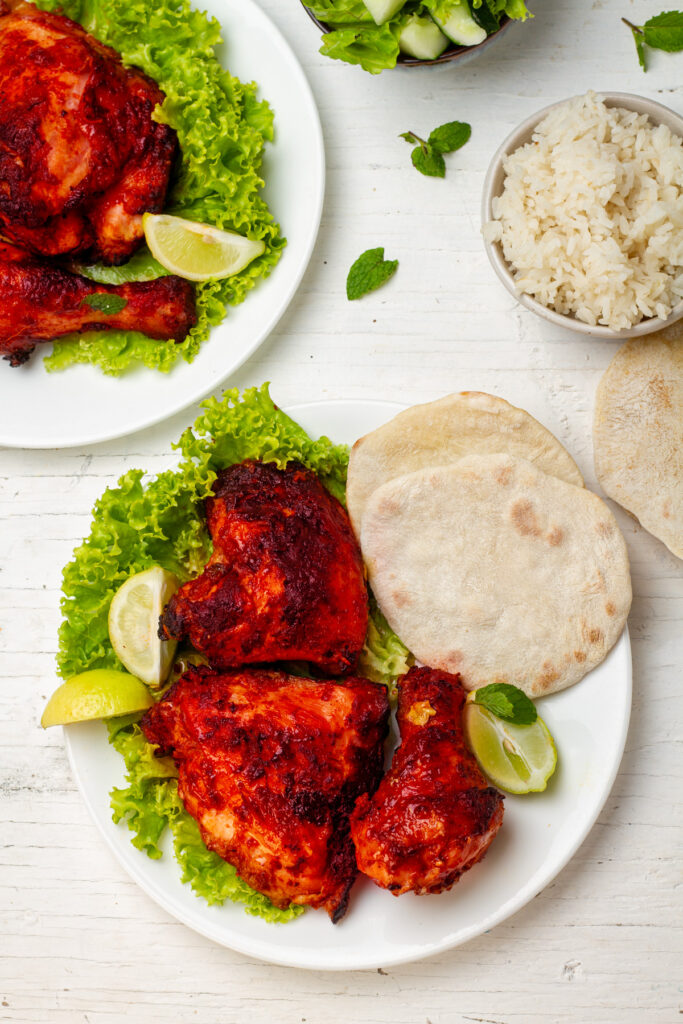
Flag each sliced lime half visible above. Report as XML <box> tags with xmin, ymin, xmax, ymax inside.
<box><xmin>108</xmin><ymin>566</ymin><xmax>179</xmax><ymax>688</ymax></box>
<box><xmin>463</xmin><ymin>700</ymin><xmax>557</xmax><ymax>795</ymax></box>
<box><xmin>41</xmin><ymin>669</ymin><xmax>154</xmax><ymax>728</ymax></box>
<box><xmin>143</xmin><ymin>213</ymin><xmax>266</xmax><ymax>282</ymax></box>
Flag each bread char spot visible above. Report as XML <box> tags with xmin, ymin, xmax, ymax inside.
<box><xmin>546</xmin><ymin>526</ymin><xmax>564</xmax><ymax>547</ymax></box>
<box><xmin>510</xmin><ymin>499</ymin><xmax>540</xmax><ymax>537</ymax></box>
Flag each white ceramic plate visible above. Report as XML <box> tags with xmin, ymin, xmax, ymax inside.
<box><xmin>63</xmin><ymin>399</ymin><xmax>632</xmax><ymax>971</ymax></box>
<box><xmin>0</xmin><ymin>0</ymin><xmax>324</xmax><ymax>449</ymax></box>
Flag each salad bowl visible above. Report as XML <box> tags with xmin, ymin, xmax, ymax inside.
<box><xmin>301</xmin><ymin>2</ymin><xmax>514</xmax><ymax>69</ymax></box>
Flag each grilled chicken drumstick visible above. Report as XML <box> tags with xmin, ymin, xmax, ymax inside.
<box><xmin>160</xmin><ymin>460</ymin><xmax>369</xmax><ymax>675</ymax></box>
<box><xmin>0</xmin><ymin>241</ymin><xmax>196</xmax><ymax>365</ymax></box>
<box><xmin>0</xmin><ymin>0</ymin><xmax>177</xmax><ymax>263</ymax></box>
<box><xmin>351</xmin><ymin>666</ymin><xmax>504</xmax><ymax>895</ymax></box>
<box><xmin>141</xmin><ymin>666</ymin><xmax>390</xmax><ymax>921</ymax></box>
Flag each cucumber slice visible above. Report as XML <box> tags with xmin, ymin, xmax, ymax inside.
<box><xmin>429</xmin><ymin>0</ymin><xmax>487</xmax><ymax>46</ymax></box>
<box><xmin>399</xmin><ymin>14</ymin><xmax>449</xmax><ymax>59</ymax></box>
<box><xmin>362</xmin><ymin>0</ymin><xmax>407</xmax><ymax>26</ymax></box>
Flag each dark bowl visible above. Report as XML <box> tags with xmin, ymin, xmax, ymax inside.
<box><xmin>301</xmin><ymin>3</ymin><xmax>512</xmax><ymax>68</ymax></box>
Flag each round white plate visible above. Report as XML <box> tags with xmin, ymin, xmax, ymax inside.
<box><xmin>0</xmin><ymin>1</ymin><xmax>324</xmax><ymax>449</ymax></box>
<box><xmin>64</xmin><ymin>398</ymin><xmax>632</xmax><ymax>971</ymax></box>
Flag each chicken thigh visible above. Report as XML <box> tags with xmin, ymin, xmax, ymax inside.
<box><xmin>141</xmin><ymin>666</ymin><xmax>390</xmax><ymax>921</ymax></box>
<box><xmin>160</xmin><ymin>460</ymin><xmax>369</xmax><ymax>675</ymax></box>
<box><xmin>0</xmin><ymin>0</ymin><xmax>177</xmax><ymax>263</ymax></box>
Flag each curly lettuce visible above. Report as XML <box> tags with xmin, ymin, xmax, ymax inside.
<box><xmin>35</xmin><ymin>0</ymin><xmax>284</xmax><ymax>374</ymax></box>
<box><xmin>59</xmin><ymin>385</ymin><xmax>408</xmax><ymax>919</ymax></box>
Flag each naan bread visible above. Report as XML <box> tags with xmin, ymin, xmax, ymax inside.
<box><xmin>361</xmin><ymin>454</ymin><xmax>631</xmax><ymax>698</ymax></box>
<box><xmin>594</xmin><ymin>332</ymin><xmax>682</xmax><ymax>560</ymax></box>
<box><xmin>346</xmin><ymin>392</ymin><xmax>584</xmax><ymax>536</ymax></box>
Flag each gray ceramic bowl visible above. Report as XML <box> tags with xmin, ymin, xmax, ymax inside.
<box><xmin>301</xmin><ymin>3</ymin><xmax>513</xmax><ymax>68</ymax></box>
<box><xmin>481</xmin><ymin>92</ymin><xmax>683</xmax><ymax>339</ymax></box>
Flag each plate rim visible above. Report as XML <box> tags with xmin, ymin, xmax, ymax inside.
<box><xmin>62</xmin><ymin>396</ymin><xmax>633</xmax><ymax>970</ymax></box>
<box><xmin>0</xmin><ymin>0</ymin><xmax>325</xmax><ymax>450</ymax></box>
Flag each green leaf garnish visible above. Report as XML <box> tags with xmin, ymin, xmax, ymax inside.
<box><xmin>412</xmin><ymin>146</ymin><xmax>446</xmax><ymax>178</ymax></box>
<box><xmin>644</xmin><ymin>9</ymin><xmax>683</xmax><ymax>50</ymax></box>
<box><xmin>400</xmin><ymin>120</ymin><xmax>471</xmax><ymax>177</ymax></box>
<box><xmin>622</xmin><ymin>11</ymin><xmax>683</xmax><ymax>70</ymax></box>
<box><xmin>346</xmin><ymin>247</ymin><xmax>399</xmax><ymax>301</ymax></box>
<box><xmin>428</xmin><ymin>121</ymin><xmax>472</xmax><ymax>154</ymax></box>
<box><xmin>473</xmin><ymin>683</ymin><xmax>538</xmax><ymax>726</ymax></box>
<box><xmin>80</xmin><ymin>293</ymin><xmax>128</xmax><ymax>315</ymax></box>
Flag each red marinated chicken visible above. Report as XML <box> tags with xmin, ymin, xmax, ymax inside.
<box><xmin>141</xmin><ymin>666</ymin><xmax>390</xmax><ymax>921</ymax></box>
<box><xmin>0</xmin><ymin>0</ymin><xmax>177</xmax><ymax>263</ymax></box>
<box><xmin>0</xmin><ymin>240</ymin><xmax>196</xmax><ymax>365</ymax></box>
<box><xmin>160</xmin><ymin>460</ymin><xmax>369</xmax><ymax>674</ymax></box>
<box><xmin>351</xmin><ymin>666</ymin><xmax>504</xmax><ymax>895</ymax></box>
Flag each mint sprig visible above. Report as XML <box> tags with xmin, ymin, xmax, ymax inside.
<box><xmin>346</xmin><ymin>247</ymin><xmax>399</xmax><ymax>301</ymax></box>
<box><xmin>623</xmin><ymin>11</ymin><xmax>683</xmax><ymax>70</ymax></box>
<box><xmin>473</xmin><ymin>683</ymin><xmax>537</xmax><ymax>726</ymax></box>
<box><xmin>80</xmin><ymin>293</ymin><xmax>128</xmax><ymax>315</ymax></box>
<box><xmin>400</xmin><ymin>121</ymin><xmax>471</xmax><ymax>178</ymax></box>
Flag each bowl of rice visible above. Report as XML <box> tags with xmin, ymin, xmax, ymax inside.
<box><xmin>481</xmin><ymin>92</ymin><xmax>683</xmax><ymax>337</ymax></box>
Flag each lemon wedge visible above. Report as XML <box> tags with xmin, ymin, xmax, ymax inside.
<box><xmin>41</xmin><ymin>669</ymin><xmax>154</xmax><ymax>728</ymax></box>
<box><xmin>143</xmin><ymin>213</ymin><xmax>266</xmax><ymax>281</ymax></box>
<box><xmin>108</xmin><ymin>567</ymin><xmax>180</xmax><ymax>688</ymax></box>
<box><xmin>463</xmin><ymin>700</ymin><xmax>557</xmax><ymax>795</ymax></box>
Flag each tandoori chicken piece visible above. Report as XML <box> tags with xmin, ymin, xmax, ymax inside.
<box><xmin>0</xmin><ymin>240</ymin><xmax>196</xmax><ymax>365</ymax></box>
<box><xmin>141</xmin><ymin>666</ymin><xmax>390</xmax><ymax>921</ymax></box>
<box><xmin>160</xmin><ymin>460</ymin><xmax>369</xmax><ymax>674</ymax></box>
<box><xmin>351</xmin><ymin>666</ymin><xmax>504</xmax><ymax>896</ymax></box>
<box><xmin>0</xmin><ymin>0</ymin><xmax>177</xmax><ymax>263</ymax></box>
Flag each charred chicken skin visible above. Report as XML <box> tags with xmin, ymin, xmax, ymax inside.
<box><xmin>0</xmin><ymin>0</ymin><xmax>177</xmax><ymax>263</ymax></box>
<box><xmin>141</xmin><ymin>666</ymin><xmax>390</xmax><ymax>921</ymax></box>
<box><xmin>0</xmin><ymin>240</ymin><xmax>196</xmax><ymax>365</ymax></box>
<box><xmin>160</xmin><ymin>460</ymin><xmax>369</xmax><ymax>675</ymax></box>
<box><xmin>351</xmin><ymin>666</ymin><xmax>504</xmax><ymax>896</ymax></box>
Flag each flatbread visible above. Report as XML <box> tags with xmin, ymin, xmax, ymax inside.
<box><xmin>346</xmin><ymin>392</ymin><xmax>584</xmax><ymax>537</ymax></box>
<box><xmin>361</xmin><ymin>454</ymin><xmax>631</xmax><ymax>698</ymax></box>
<box><xmin>594</xmin><ymin>331</ymin><xmax>682</xmax><ymax>560</ymax></box>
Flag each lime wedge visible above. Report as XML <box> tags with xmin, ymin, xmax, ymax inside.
<box><xmin>463</xmin><ymin>701</ymin><xmax>557</xmax><ymax>794</ymax></box>
<box><xmin>108</xmin><ymin>567</ymin><xmax>179</xmax><ymax>688</ymax></box>
<box><xmin>143</xmin><ymin>213</ymin><xmax>266</xmax><ymax>281</ymax></box>
<box><xmin>41</xmin><ymin>669</ymin><xmax>154</xmax><ymax>728</ymax></box>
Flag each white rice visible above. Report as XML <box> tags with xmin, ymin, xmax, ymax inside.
<box><xmin>483</xmin><ymin>92</ymin><xmax>683</xmax><ymax>330</ymax></box>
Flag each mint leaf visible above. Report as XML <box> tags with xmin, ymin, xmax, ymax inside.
<box><xmin>400</xmin><ymin>121</ymin><xmax>471</xmax><ymax>177</ymax></box>
<box><xmin>473</xmin><ymin>683</ymin><xmax>537</xmax><ymax>726</ymax></box>
<box><xmin>80</xmin><ymin>293</ymin><xmax>128</xmax><ymax>315</ymax></box>
<box><xmin>428</xmin><ymin>121</ymin><xmax>471</xmax><ymax>154</ymax></box>
<box><xmin>412</xmin><ymin>146</ymin><xmax>446</xmax><ymax>177</ymax></box>
<box><xmin>643</xmin><ymin>10</ymin><xmax>683</xmax><ymax>50</ymax></box>
<box><xmin>346</xmin><ymin>247</ymin><xmax>398</xmax><ymax>301</ymax></box>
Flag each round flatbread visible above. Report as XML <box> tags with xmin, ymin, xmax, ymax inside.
<box><xmin>594</xmin><ymin>331</ymin><xmax>682</xmax><ymax>560</ymax></box>
<box><xmin>361</xmin><ymin>454</ymin><xmax>631</xmax><ymax>698</ymax></box>
<box><xmin>346</xmin><ymin>392</ymin><xmax>584</xmax><ymax>537</ymax></box>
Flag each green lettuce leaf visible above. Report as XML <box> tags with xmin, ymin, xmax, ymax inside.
<box><xmin>472</xmin><ymin>0</ymin><xmax>531</xmax><ymax>21</ymax></box>
<box><xmin>319</xmin><ymin>21</ymin><xmax>404</xmax><ymax>73</ymax></box>
<box><xmin>359</xmin><ymin>598</ymin><xmax>413</xmax><ymax>694</ymax></box>
<box><xmin>305</xmin><ymin>0</ymin><xmax>374</xmax><ymax>23</ymax></box>
<box><xmin>35</xmin><ymin>0</ymin><xmax>284</xmax><ymax>375</ymax></box>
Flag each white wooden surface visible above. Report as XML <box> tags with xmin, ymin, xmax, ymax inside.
<box><xmin>1</xmin><ymin>0</ymin><xmax>682</xmax><ymax>1020</ymax></box>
